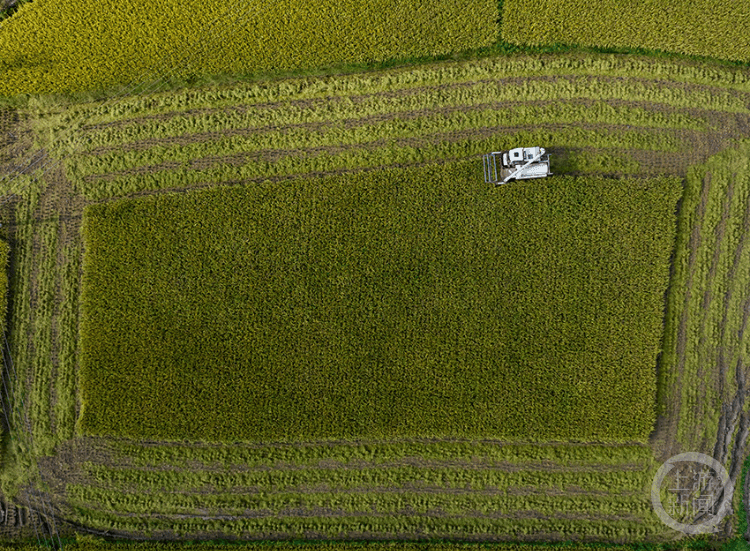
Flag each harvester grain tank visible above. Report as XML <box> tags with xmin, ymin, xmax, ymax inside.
<box><xmin>482</xmin><ymin>146</ymin><xmax>552</xmax><ymax>185</ymax></box>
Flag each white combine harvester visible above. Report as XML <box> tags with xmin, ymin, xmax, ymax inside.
<box><xmin>482</xmin><ymin>146</ymin><xmax>552</xmax><ymax>185</ymax></box>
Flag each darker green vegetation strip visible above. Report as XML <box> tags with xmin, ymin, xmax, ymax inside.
<box><xmin>79</xmin><ymin>161</ymin><xmax>680</xmax><ymax>443</ymax></box>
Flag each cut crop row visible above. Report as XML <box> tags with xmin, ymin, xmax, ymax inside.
<box><xmin>63</xmin><ymin>507</ymin><xmax>666</xmax><ymax>540</ymax></box>
<box><xmin>52</xmin><ymin>227</ymin><xmax>82</xmax><ymax>442</ymax></box>
<box><xmin>66</xmin><ymin>103</ymin><xmax>708</xmax><ymax>180</ymax></box>
<box><xmin>65</xmin><ymin>485</ymin><xmax>655</xmax><ymax>518</ymax></box>
<box><xmin>29</xmin><ymin>213</ymin><xmax>58</xmax><ymax>451</ymax></box>
<box><xmin>74</xmin><ymin>128</ymin><xmax>682</xmax><ymax>200</ymax></box>
<box><xmin>30</xmin><ymin>54</ymin><xmax>750</xmax><ymax>125</ymax></box>
<box><xmin>82</xmin><ymin>463</ymin><xmax>653</xmax><ymax>494</ymax></box>
<box><xmin>0</xmin><ymin>544</ymin><xmax>686</xmax><ymax>551</ymax></box>
<box><xmin>108</xmin><ymin>441</ymin><xmax>654</xmax><ymax>470</ymax></box>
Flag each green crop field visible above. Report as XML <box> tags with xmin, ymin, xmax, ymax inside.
<box><xmin>501</xmin><ymin>0</ymin><xmax>750</xmax><ymax>63</ymax></box>
<box><xmin>79</xmin><ymin>163</ymin><xmax>679</xmax><ymax>442</ymax></box>
<box><xmin>0</xmin><ymin>50</ymin><xmax>749</xmax><ymax>545</ymax></box>
<box><xmin>0</xmin><ymin>0</ymin><xmax>497</xmax><ymax>96</ymax></box>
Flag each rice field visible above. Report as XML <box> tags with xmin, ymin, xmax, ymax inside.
<box><xmin>1</xmin><ymin>52</ymin><xmax>750</xmax><ymax>543</ymax></box>
<box><xmin>501</xmin><ymin>0</ymin><xmax>750</xmax><ymax>63</ymax></box>
<box><xmin>0</xmin><ymin>0</ymin><xmax>497</xmax><ymax>96</ymax></box>
<box><xmin>79</xmin><ymin>163</ymin><xmax>678</xmax><ymax>443</ymax></box>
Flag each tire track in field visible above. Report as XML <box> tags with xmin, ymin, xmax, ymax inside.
<box><xmin>650</xmin><ymin>169</ymin><xmax>713</xmax><ymax>462</ymax></box>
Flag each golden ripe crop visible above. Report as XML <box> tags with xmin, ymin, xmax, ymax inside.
<box><xmin>502</xmin><ymin>0</ymin><xmax>750</xmax><ymax>62</ymax></box>
<box><xmin>0</xmin><ymin>0</ymin><xmax>497</xmax><ymax>96</ymax></box>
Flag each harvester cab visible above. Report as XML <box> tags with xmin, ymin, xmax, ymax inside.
<box><xmin>482</xmin><ymin>146</ymin><xmax>552</xmax><ymax>185</ymax></box>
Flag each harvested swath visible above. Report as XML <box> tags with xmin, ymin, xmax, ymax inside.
<box><xmin>30</xmin><ymin>53</ymin><xmax>750</xmax><ymax>128</ymax></box>
<box><xmin>37</xmin><ymin>435</ymin><xmax>667</xmax><ymax>541</ymax></box>
<box><xmin>79</xmin><ymin>161</ymin><xmax>680</xmax><ymax>443</ymax></box>
<box><xmin>67</xmin><ymin>102</ymin><xmax>708</xmax><ymax>178</ymax></box>
<box><xmin>59</xmin><ymin>81</ymin><xmax>723</xmax><ymax>154</ymax></box>
<box><xmin>657</xmin><ymin>140</ymin><xmax>750</xmax><ymax>456</ymax></box>
<box><xmin>73</xmin><ymin>126</ymin><xmax>684</xmax><ymax>200</ymax></box>
<box><xmin>28</xmin><ymin>55</ymin><xmax>749</xmax><ymax>200</ymax></box>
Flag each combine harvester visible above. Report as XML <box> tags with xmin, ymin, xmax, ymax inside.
<box><xmin>482</xmin><ymin>146</ymin><xmax>552</xmax><ymax>185</ymax></box>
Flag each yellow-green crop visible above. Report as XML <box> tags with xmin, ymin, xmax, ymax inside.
<box><xmin>502</xmin><ymin>0</ymin><xmax>750</xmax><ymax>63</ymax></box>
<box><xmin>79</xmin><ymin>161</ymin><xmax>680</xmax><ymax>443</ymax></box>
<box><xmin>0</xmin><ymin>0</ymin><xmax>497</xmax><ymax>96</ymax></box>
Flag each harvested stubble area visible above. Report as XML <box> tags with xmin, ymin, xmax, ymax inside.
<box><xmin>31</xmin><ymin>55</ymin><xmax>750</xmax><ymax>202</ymax></box>
<box><xmin>5</xmin><ymin>52</ymin><xmax>750</xmax><ymax>542</ymax></box>
<box><xmin>650</xmin><ymin>141</ymin><xmax>750</xmax><ymax>537</ymax></box>
<box><xmin>45</xmin><ymin>438</ymin><xmax>667</xmax><ymax>540</ymax></box>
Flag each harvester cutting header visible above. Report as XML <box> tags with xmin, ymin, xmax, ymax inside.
<box><xmin>482</xmin><ymin>146</ymin><xmax>552</xmax><ymax>185</ymax></box>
